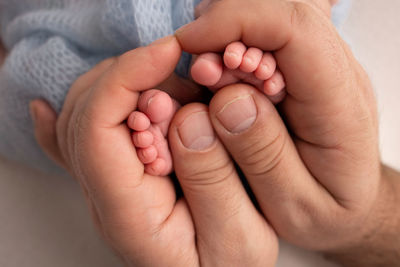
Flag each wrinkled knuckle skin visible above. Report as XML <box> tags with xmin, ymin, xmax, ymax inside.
<box><xmin>179</xmin><ymin>157</ymin><xmax>235</xmax><ymax>187</ymax></box>
<box><xmin>273</xmin><ymin>200</ymin><xmax>361</xmax><ymax>250</ymax></box>
<box><xmin>237</xmin><ymin>132</ymin><xmax>286</xmax><ymax>178</ymax></box>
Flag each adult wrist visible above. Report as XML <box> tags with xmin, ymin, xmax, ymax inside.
<box><xmin>325</xmin><ymin>164</ymin><xmax>400</xmax><ymax>266</ymax></box>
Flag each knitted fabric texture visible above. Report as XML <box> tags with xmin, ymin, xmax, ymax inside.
<box><xmin>0</xmin><ymin>0</ymin><xmax>351</xmax><ymax>173</ymax></box>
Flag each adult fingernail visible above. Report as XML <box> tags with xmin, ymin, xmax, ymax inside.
<box><xmin>216</xmin><ymin>95</ymin><xmax>257</xmax><ymax>133</ymax></box>
<box><xmin>150</xmin><ymin>35</ymin><xmax>174</xmax><ymax>46</ymax></box>
<box><xmin>178</xmin><ymin>112</ymin><xmax>215</xmax><ymax>151</ymax></box>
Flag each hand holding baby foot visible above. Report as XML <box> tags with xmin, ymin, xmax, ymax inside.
<box><xmin>177</xmin><ymin>0</ymin><xmax>400</xmax><ymax>265</ymax></box>
<box><xmin>30</xmin><ymin>36</ymin><xmax>278</xmax><ymax>266</ymax></box>
<box><xmin>191</xmin><ymin>41</ymin><xmax>286</xmax><ymax>103</ymax></box>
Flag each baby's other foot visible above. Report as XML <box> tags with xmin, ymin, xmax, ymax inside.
<box><xmin>191</xmin><ymin>41</ymin><xmax>286</xmax><ymax>104</ymax></box>
<box><xmin>127</xmin><ymin>89</ymin><xmax>179</xmax><ymax>176</ymax></box>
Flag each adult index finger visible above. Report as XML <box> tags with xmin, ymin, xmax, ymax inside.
<box><xmin>84</xmin><ymin>36</ymin><xmax>182</xmax><ymax>128</ymax></box>
<box><xmin>176</xmin><ymin>0</ymin><xmax>354</xmax><ymax>108</ymax></box>
<box><xmin>73</xmin><ymin>36</ymin><xmax>182</xmax><ymax>203</ymax></box>
<box><xmin>176</xmin><ymin>0</ymin><xmax>378</xmax><ymax>208</ymax></box>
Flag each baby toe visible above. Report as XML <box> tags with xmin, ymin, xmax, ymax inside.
<box><xmin>137</xmin><ymin>145</ymin><xmax>158</xmax><ymax>164</ymax></box>
<box><xmin>153</xmin><ymin>99</ymin><xmax>181</xmax><ymax>136</ymax></box>
<box><xmin>145</xmin><ymin>158</ymin><xmax>170</xmax><ymax>177</ymax></box>
<box><xmin>263</xmin><ymin>70</ymin><xmax>286</xmax><ymax>98</ymax></box>
<box><xmin>224</xmin><ymin>41</ymin><xmax>247</xmax><ymax>69</ymax></box>
<box><xmin>255</xmin><ymin>52</ymin><xmax>276</xmax><ymax>80</ymax></box>
<box><xmin>132</xmin><ymin>130</ymin><xmax>154</xmax><ymax>148</ymax></box>
<box><xmin>128</xmin><ymin>111</ymin><xmax>151</xmax><ymax>131</ymax></box>
<box><xmin>268</xmin><ymin>90</ymin><xmax>287</xmax><ymax>104</ymax></box>
<box><xmin>191</xmin><ymin>53</ymin><xmax>223</xmax><ymax>86</ymax></box>
<box><xmin>146</xmin><ymin>125</ymin><xmax>173</xmax><ymax>176</ymax></box>
<box><xmin>138</xmin><ymin>89</ymin><xmax>173</xmax><ymax>124</ymax></box>
<box><xmin>240</xmin><ymin>47</ymin><xmax>263</xmax><ymax>73</ymax></box>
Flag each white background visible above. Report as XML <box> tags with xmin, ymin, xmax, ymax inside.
<box><xmin>1</xmin><ymin>1</ymin><xmax>399</xmax><ymax>266</ymax></box>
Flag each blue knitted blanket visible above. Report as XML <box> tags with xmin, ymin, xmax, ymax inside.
<box><xmin>0</xmin><ymin>0</ymin><xmax>351</xmax><ymax>173</ymax></box>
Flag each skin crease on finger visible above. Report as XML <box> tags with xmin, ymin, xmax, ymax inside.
<box><xmin>39</xmin><ymin>37</ymin><xmax>279</xmax><ymax>266</ymax></box>
<box><xmin>26</xmin><ymin>0</ymin><xmax>400</xmax><ymax>266</ymax></box>
<box><xmin>174</xmin><ymin>1</ymin><xmax>400</xmax><ymax>265</ymax></box>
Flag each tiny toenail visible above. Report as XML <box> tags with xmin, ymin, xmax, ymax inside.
<box><xmin>226</xmin><ymin>51</ymin><xmax>238</xmax><ymax>58</ymax></box>
<box><xmin>261</xmin><ymin>64</ymin><xmax>269</xmax><ymax>72</ymax></box>
<box><xmin>178</xmin><ymin>112</ymin><xmax>215</xmax><ymax>151</ymax></box>
<box><xmin>147</xmin><ymin>96</ymin><xmax>154</xmax><ymax>107</ymax></box>
<box><xmin>217</xmin><ymin>95</ymin><xmax>257</xmax><ymax>133</ymax></box>
<box><xmin>269</xmin><ymin>81</ymin><xmax>277</xmax><ymax>93</ymax></box>
<box><xmin>244</xmin><ymin>57</ymin><xmax>253</xmax><ymax>64</ymax></box>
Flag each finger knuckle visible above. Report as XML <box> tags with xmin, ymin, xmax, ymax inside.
<box><xmin>238</xmin><ymin>132</ymin><xmax>286</xmax><ymax>178</ymax></box>
<box><xmin>182</xmin><ymin>157</ymin><xmax>235</xmax><ymax>187</ymax></box>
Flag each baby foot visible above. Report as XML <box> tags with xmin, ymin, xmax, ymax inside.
<box><xmin>127</xmin><ymin>89</ymin><xmax>179</xmax><ymax>176</ymax></box>
<box><xmin>191</xmin><ymin>41</ymin><xmax>286</xmax><ymax>104</ymax></box>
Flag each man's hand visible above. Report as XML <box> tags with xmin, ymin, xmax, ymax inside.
<box><xmin>30</xmin><ymin>36</ymin><xmax>278</xmax><ymax>266</ymax></box>
<box><xmin>176</xmin><ymin>0</ymin><xmax>400</xmax><ymax>265</ymax></box>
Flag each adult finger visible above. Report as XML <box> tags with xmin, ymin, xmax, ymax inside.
<box><xmin>61</xmin><ymin>57</ymin><xmax>116</xmax><ymax>116</ymax></box>
<box><xmin>63</xmin><ymin>36</ymin><xmax>182</xmax><ymax>217</ymax></box>
<box><xmin>169</xmin><ymin>103</ymin><xmax>278</xmax><ymax>265</ymax></box>
<box><xmin>208</xmin><ymin>84</ymin><xmax>341</xmax><ymax>248</ymax></box>
<box><xmin>176</xmin><ymin>0</ymin><xmax>350</xmax><ymax>105</ymax></box>
<box><xmin>67</xmin><ymin>36</ymin><xmax>182</xmax><ymax>187</ymax></box>
<box><xmin>62</xmin><ymin>38</ymin><xmax>200</xmax><ymax>265</ymax></box>
<box><xmin>83</xmin><ymin>36</ymin><xmax>181</xmax><ymax>128</ymax></box>
<box><xmin>176</xmin><ymin>0</ymin><xmax>378</xmax><ymax>205</ymax></box>
<box><xmin>57</xmin><ymin>57</ymin><xmax>116</xmax><ymax>167</ymax></box>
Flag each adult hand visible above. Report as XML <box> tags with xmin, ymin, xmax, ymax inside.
<box><xmin>30</xmin><ymin>37</ymin><xmax>278</xmax><ymax>266</ymax></box>
<box><xmin>176</xmin><ymin>0</ymin><xmax>400</xmax><ymax>265</ymax></box>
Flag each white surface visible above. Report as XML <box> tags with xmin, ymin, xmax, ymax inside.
<box><xmin>1</xmin><ymin>1</ymin><xmax>399</xmax><ymax>266</ymax></box>
<box><xmin>343</xmin><ymin>0</ymin><xmax>400</xmax><ymax>168</ymax></box>
<box><xmin>0</xmin><ymin>158</ymin><xmax>121</xmax><ymax>267</ymax></box>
